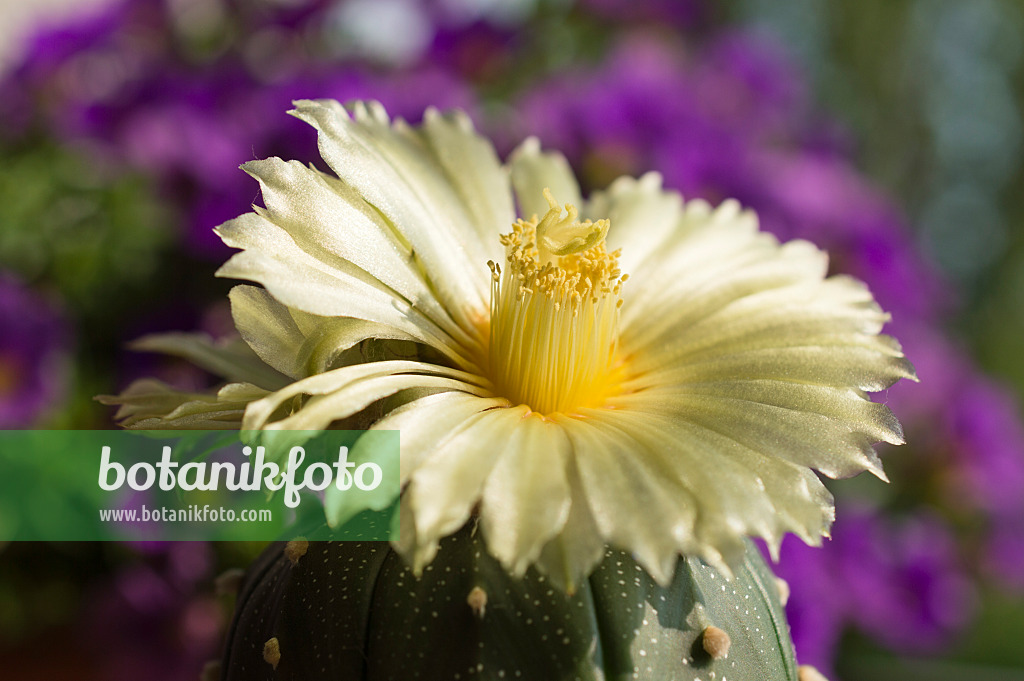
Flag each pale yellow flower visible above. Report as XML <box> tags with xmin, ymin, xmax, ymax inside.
<box><xmin>106</xmin><ymin>99</ymin><xmax>914</xmax><ymax>590</ymax></box>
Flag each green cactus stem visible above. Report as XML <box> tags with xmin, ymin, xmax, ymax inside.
<box><xmin>220</xmin><ymin>524</ymin><xmax>797</xmax><ymax>681</ymax></box>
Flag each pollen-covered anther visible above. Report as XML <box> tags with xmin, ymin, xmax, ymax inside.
<box><xmin>467</xmin><ymin>586</ymin><xmax>488</xmax><ymax>619</ymax></box>
<box><xmin>489</xmin><ymin>189</ymin><xmax>626</xmax><ymax>414</ymax></box>
<box><xmin>701</xmin><ymin>625</ymin><xmax>731</xmax><ymax>660</ymax></box>
<box><xmin>263</xmin><ymin>637</ymin><xmax>281</xmax><ymax>670</ymax></box>
<box><xmin>285</xmin><ymin>538</ymin><xmax>309</xmax><ymax>566</ymax></box>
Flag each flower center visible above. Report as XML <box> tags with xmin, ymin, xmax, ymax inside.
<box><xmin>487</xmin><ymin>189</ymin><xmax>627</xmax><ymax>414</ymax></box>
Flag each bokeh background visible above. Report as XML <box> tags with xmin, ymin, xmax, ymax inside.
<box><xmin>1</xmin><ymin>1</ymin><xmax>1023</xmax><ymax>679</ymax></box>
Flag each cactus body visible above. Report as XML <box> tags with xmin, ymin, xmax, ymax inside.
<box><xmin>222</xmin><ymin>527</ymin><xmax>797</xmax><ymax>680</ymax></box>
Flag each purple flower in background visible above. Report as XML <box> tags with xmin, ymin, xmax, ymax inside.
<box><xmin>748</xmin><ymin>154</ymin><xmax>950</xmax><ymax>323</ymax></box>
<box><xmin>947</xmin><ymin>376</ymin><xmax>1024</xmax><ymax>589</ymax></box>
<box><xmin>883</xmin><ymin>324</ymin><xmax>1024</xmax><ymax>590</ymax></box>
<box><xmin>81</xmin><ymin>542</ymin><xmax>222</xmax><ymax>681</ymax></box>
<box><xmin>85</xmin><ymin>63</ymin><xmax>477</xmax><ymax>253</ymax></box>
<box><xmin>515</xmin><ymin>32</ymin><xmax>800</xmax><ymax>177</ymax></box>
<box><xmin>580</xmin><ymin>0</ymin><xmax>707</xmax><ymax>27</ymax></box>
<box><xmin>426</xmin><ymin>19</ymin><xmax>519</xmax><ymax>83</ymax></box>
<box><xmin>0</xmin><ymin>275</ymin><xmax>69</xmax><ymax>428</ymax></box>
<box><xmin>775</xmin><ymin>508</ymin><xmax>975</xmax><ymax>676</ymax></box>
<box><xmin>987</xmin><ymin>519</ymin><xmax>1024</xmax><ymax>592</ymax></box>
<box><xmin>948</xmin><ymin>377</ymin><xmax>1024</xmax><ymax>520</ymax></box>
<box><xmin>0</xmin><ymin>0</ymin><xmax>173</xmax><ymax>140</ymax></box>
<box><xmin>692</xmin><ymin>30</ymin><xmax>806</xmax><ymax>137</ymax></box>
<box><xmin>2</xmin><ymin>0</ymin><xmax>479</xmax><ymax>255</ymax></box>
<box><xmin>516</xmin><ymin>32</ymin><xmax>946</xmax><ymax>324</ymax></box>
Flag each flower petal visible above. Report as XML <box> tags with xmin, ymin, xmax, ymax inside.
<box><xmin>289</xmin><ymin>99</ymin><xmax>492</xmax><ymax>331</ymax></box>
<box><xmin>586</xmin><ymin>407</ymin><xmax>834</xmax><ymax>562</ymax></box>
<box><xmin>620</xmin><ymin>206</ymin><xmax>820</xmax><ymax>345</ymax></box>
<box><xmin>356</xmin><ymin>391</ymin><xmax>511</xmax><ymax>483</ymax></box>
<box><xmin>611</xmin><ymin>195</ymin><xmax>913</xmax><ymax>489</ymax></box>
<box><xmin>628</xmin><ymin>279</ymin><xmax>899</xmax><ymax>374</ymax></box>
<box><xmin>616</xmin><ymin>388</ymin><xmax>892</xmax><ymax>480</ymax></box>
<box><xmin>418</xmin><ymin>107</ymin><xmax>515</xmax><ymax>256</ymax></box>
<box><xmin>480</xmin><ymin>413</ymin><xmax>572</xmax><ymax>576</ymax></box>
<box><xmin>264</xmin><ymin>375</ymin><xmax>484</xmax><ymax>432</ymax></box>
<box><xmin>533</xmin><ymin>456</ymin><xmax>607</xmax><ymax>593</ymax></box>
<box><xmin>669</xmin><ymin>422</ymin><xmax>834</xmax><ymax>556</ymax></box>
<box><xmin>229</xmin><ymin>285</ymin><xmax>419</xmax><ymax>379</ymax></box>
<box><xmin>98</xmin><ymin>380</ymin><xmax>268</xmax><ymax>429</ymax></box>
<box><xmin>400</xmin><ymin>405</ymin><xmax>531</xmax><ymax>570</ymax></box>
<box><xmin>555</xmin><ymin>414</ymin><xmax>697</xmax><ymax>584</ymax></box>
<box><xmin>216</xmin><ymin>212</ymin><xmax>473</xmax><ymax>368</ymax></box>
<box><xmin>585</xmin><ymin>171</ymin><xmax>684</xmax><ymax>273</ymax></box>
<box><xmin>228</xmin><ymin>286</ymin><xmax>306</xmax><ymax>378</ymax></box>
<box><xmin>243</xmin><ymin>360</ymin><xmax>493</xmax><ymax>431</ymax></box>
<box><xmin>626</xmin><ymin>339</ymin><xmax>915</xmax><ymax>394</ymax></box>
<box><xmin>508</xmin><ymin>137</ymin><xmax>582</xmax><ymax>220</ymax></box>
<box><xmin>129</xmin><ymin>332</ymin><xmax>290</xmax><ymax>391</ymax></box>
<box><xmin>240</xmin><ymin>157</ymin><xmax>463</xmax><ymax>337</ymax></box>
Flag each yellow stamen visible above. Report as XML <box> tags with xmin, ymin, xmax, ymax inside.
<box><xmin>487</xmin><ymin>190</ymin><xmax>625</xmax><ymax>414</ymax></box>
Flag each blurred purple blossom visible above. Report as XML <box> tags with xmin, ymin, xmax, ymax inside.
<box><xmin>515</xmin><ymin>32</ymin><xmax>947</xmax><ymax>324</ymax></box>
<box><xmin>580</xmin><ymin>0</ymin><xmax>707</xmax><ymax>27</ymax></box>
<box><xmin>948</xmin><ymin>376</ymin><xmax>1024</xmax><ymax>520</ymax></box>
<box><xmin>426</xmin><ymin>19</ymin><xmax>518</xmax><ymax>83</ymax></box>
<box><xmin>884</xmin><ymin>324</ymin><xmax>1024</xmax><ymax>590</ymax></box>
<box><xmin>2</xmin><ymin>0</ymin><xmax>478</xmax><ymax>255</ymax></box>
<box><xmin>948</xmin><ymin>376</ymin><xmax>1024</xmax><ymax>589</ymax></box>
<box><xmin>0</xmin><ymin>274</ymin><xmax>69</xmax><ymax>428</ymax></box>
<box><xmin>986</xmin><ymin>519</ymin><xmax>1024</xmax><ymax>591</ymax></box>
<box><xmin>775</xmin><ymin>508</ymin><xmax>976</xmax><ymax>676</ymax></box>
<box><xmin>83</xmin><ymin>64</ymin><xmax>477</xmax><ymax>254</ymax></box>
<box><xmin>81</xmin><ymin>542</ymin><xmax>221</xmax><ymax>681</ymax></box>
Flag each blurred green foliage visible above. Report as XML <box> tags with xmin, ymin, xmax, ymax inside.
<box><xmin>729</xmin><ymin>0</ymin><xmax>1024</xmax><ymax>408</ymax></box>
<box><xmin>0</xmin><ymin>141</ymin><xmax>172</xmax><ymax>313</ymax></box>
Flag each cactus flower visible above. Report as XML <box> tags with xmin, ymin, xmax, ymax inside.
<box><xmin>109</xmin><ymin>99</ymin><xmax>913</xmax><ymax>593</ymax></box>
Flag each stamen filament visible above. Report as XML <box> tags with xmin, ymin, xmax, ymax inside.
<box><xmin>488</xmin><ymin>191</ymin><xmax>625</xmax><ymax>414</ymax></box>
